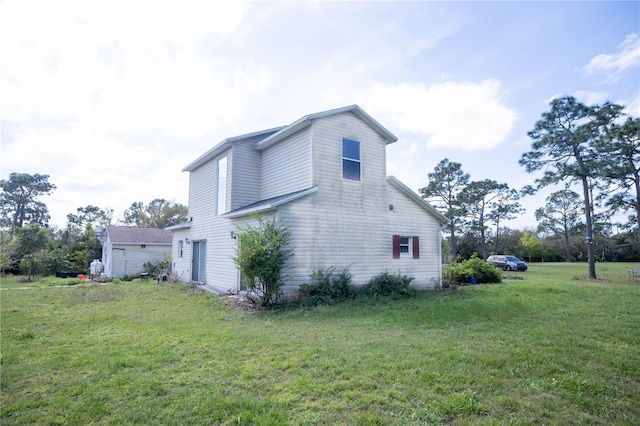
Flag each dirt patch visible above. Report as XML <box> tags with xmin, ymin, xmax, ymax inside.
<box><xmin>220</xmin><ymin>294</ymin><xmax>265</xmax><ymax>312</ymax></box>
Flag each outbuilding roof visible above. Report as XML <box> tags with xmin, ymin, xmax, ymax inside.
<box><xmin>106</xmin><ymin>226</ymin><xmax>172</xmax><ymax>244</ymax></box>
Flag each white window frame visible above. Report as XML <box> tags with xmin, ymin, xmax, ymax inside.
<box><xmin>342</xmin><ymin>138</ymin><xmax>361</xmax><ymax>181</ymax></box>
<box><xmin>178</xmin><ymin>240</ymin><xmax>183</xmax><ymax>260</ymax></box>
<box><xmin>399</xmin><ymin>236</ymin><xmax>412</xmax><ymax>257</ymax></box>
<box><xmin>217</xmin><ymin>155</ymin><xmax>228</xmax><ymax>215</ymax></box>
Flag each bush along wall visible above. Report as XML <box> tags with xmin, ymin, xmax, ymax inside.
<box><xmin>444</xmin><ymin>255</ymin><xmax>503</xmax><ymax>285</ymax></box>
<box><xmin>298</xmin><ymin>268</ymin><xmax>417</xmax><ymax>307</ymax></box>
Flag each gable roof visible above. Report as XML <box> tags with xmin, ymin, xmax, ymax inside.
<box><xmin>224</xmin><ymin>187</ymin><xmax>318</xmax><ymax>218</ymax></box>
<box><xmin>106</xmin><ymin>226</ymin><xmax>172</xmax><ymax>244</ymax></box>
<box><xmin>182</xmin><ymin>126</ymin><xmax>285</xmax><ymax>172</ymax></box>
<box><xmin>182</xmin><ymin>105</ymin><xmax>397</xmax><ymax>173</ymax></box>
<box><xmin>255</xmin><ymin>105</ymin><xmax>398</xmax><ymax>151</ymax></box>
<box><xmin>386</xmin><ymin>176</ymin><xmax>450</xmax><ymax>225</ymax></box>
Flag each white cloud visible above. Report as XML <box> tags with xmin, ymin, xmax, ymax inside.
<box><xmin>574</xmin><ymin>90</ymin><xmax>610</xmax><ymax>106</ymax></box>
<box><xmin>623</xmin><ymin>94</ymin><xmax>640</xmax><ymax>118</ymax></box>
<box><xmin>0</xmin><ymin>1</ymin><xmax>256</xmax><ymax>138</ymax></box>
<box><xmin>87</xmin><ymin>54</ymin><xmax>272</xmax><ymax>138</ymax></box>
<box><xmin>364</xmin><ymin>79</ymin><xmax>517</xmax><ymax>151</ymax></box>
<box><xmin>583</xmin><ymin>33</ymin><xmax>640</xmax><ymax>83</ymax></box>
<box><xmin>2</xmin><ymin>123</ymin><xmax>191</xmax><ymax>226</ymax></box>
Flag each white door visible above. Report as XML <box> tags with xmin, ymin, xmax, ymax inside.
<box><xmin>113</xmin><ymin>249</ymin><xmax>126</xmax><ymax>278</ymax></box>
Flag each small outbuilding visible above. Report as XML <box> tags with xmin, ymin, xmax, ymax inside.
<box><xmin>101</xmin><ymin>226</ymin><xmax>172</xmax><ymax>279</ymax></box>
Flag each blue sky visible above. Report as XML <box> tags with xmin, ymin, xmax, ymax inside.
<box><xmin>1</xmin><ymin>1</ymin><xmax>638</xmax><ymax>230</ymax></box>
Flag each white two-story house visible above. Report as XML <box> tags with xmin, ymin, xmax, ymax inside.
<box><xmin>167</xmin><ymin>105</ymin><xmax>448</xmax><ymax>296</ymax></box>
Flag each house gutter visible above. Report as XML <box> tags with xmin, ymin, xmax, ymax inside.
<box><xmin>165</xmin><ymin>221</ymin><xmax>192</xmax><ymax>231</ymax></box>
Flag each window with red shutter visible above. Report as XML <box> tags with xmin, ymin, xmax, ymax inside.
<box><xmin>393</xmin><ymin>235</ymin><xmax>420</xmax><ymax>259</ymax></box>
<box><xmin>392</xmin><ymin>235</ymin><xmax>400</xmax><ymax>259</ymax></box>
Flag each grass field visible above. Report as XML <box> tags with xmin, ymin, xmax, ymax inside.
<box><xmin>1</xmin><ymin>262</ymin><xmax>639</xmax><ymax>425</ymax></box>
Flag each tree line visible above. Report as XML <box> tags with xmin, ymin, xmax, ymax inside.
<box><xmin>0</xmin><ymin>175</ymin><xmax>187</xmax><ymax>277</ymax></box>
<box><xmin>421</xmin><ymin>96</ymin><xmax>639</xmax><ymax>278</ymax></box>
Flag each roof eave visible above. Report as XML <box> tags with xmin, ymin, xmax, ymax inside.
<box><xmin>255</xmin><ymin>105</ymin><xmax>397</xmax><ymax>151</ymax></box>
<box><xmin>224</xmin><ymin>205</ymin><xmax>277</xmax><ymax>219</ymax></box>
<box><xmin>182</xmin><ymin>126</ymin><xmax>286</xmax><ymax>172</ymax></box>
<box><xmin>224</xmin><ymin>187</ymin><xmax>318</xmax><ymax>219</ymax></box>
<box><xmin>109</xmin><ymin>242</ymin><xmax>172</xmax><ymax>245</ymax></box>
<box><xmin>165</xmin><ymin>222</ymin><xmax>192</xmax><ymax>231</ymax></box>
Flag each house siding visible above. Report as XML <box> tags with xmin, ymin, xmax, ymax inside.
<box><xmin>276</xmin><ymin>187</ymin><xmax>443</xmax><ymax>295</ymax></box>
<box><xmin>171</xmin><ymin>229</ymin><xmax>191</xmax><ymax>282</ymax></box>
<box><xmin>386</xmin><ymin>183</ymin><xmax>443</xmax><ymax>289</ymax></box>
<box><xmin>230</xmin><ymin>139</ymin><xmax>261</xmax><ymax>210</ymax></box>
<box><xmin>260</xmin><ymin>127</ymin><xmax>312</xmax><ymax>199</ymax></box>
<box><xmin>273</xmin><ymin>112</ymin><xmax>441</xmax><ymax>294</ymax></box>
<box><xmin>172</xmin><ymin>106</ymin><xmax>445</xmax><ymax>296</ymax></box>
<box><xmin>186</xmin><ymin>147</ymin><xmax>238</xmax><ymax>291</ymax></box>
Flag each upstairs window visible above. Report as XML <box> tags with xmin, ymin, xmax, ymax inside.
<box><xmin>342</xmin><ymin>138</ymin><xmax>361</xmax><ymax>181</ymax></box>
<box><xmin>217</xmin><ymin>155</ymin><xmax>228</xmax><ymax>215</ymax></box>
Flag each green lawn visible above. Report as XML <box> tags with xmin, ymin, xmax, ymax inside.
<box><xmin>1</xmin><ymin>263</ymin><xmax>639</xmax><ymax>425</ymax></box>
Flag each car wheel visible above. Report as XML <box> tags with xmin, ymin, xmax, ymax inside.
<box><xmin>505</xmin><ymin>265</ymin><xmax>511</xmax><ymax>271</ymax></box>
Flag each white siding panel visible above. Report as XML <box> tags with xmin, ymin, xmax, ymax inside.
<box><xmin>272</xmin><ymin>112</ymin><xmax>442</xmax><ymax>296</ymax></box>
<box><xmin>171</xmin><ymin>229</ymin><xmax>191</xmax><ymax>282</ymax></box>
<box><xmin>188</xmin><ymin>157</ymin><xmax>217</xmax><ymax>223</ymax></box>
<box><xmin>385</xmin><ymin>183</ymin><xmax>444</xmax><ymax>289</ymax></box>
<box><xmin>276</xmin><ymin>184</ymin><xmax>443</xmax><ymax>296</ymax></box>
<box><xmin>312</xmin><ymin>112</ymin><xmax>387</xmax><ymax>191</ymax></box>
<box><xmin>230</xmin><ymin>139</ymin><xmax>261</xmax><ymax>210</ymax></box>
<box><xmin>260</xmin><ymin>127</ymin><xmax>312</xmax><ymax>199</ymax></box>
<box><xmin>181</xmin><ymin>148</ymin><xmax>239</xmax><ymax>292</ymax></box>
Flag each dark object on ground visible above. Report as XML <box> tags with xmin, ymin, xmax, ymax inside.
<box><xmin>55</xmin><ymin>271</ymin><xmax>83</xmax><ymax>278</ymax></box>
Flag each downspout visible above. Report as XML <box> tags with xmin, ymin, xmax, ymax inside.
<box><xmin>438</xmin><ymin>222</ymin><xmax>447</xmax><ymax>290</ymax></box>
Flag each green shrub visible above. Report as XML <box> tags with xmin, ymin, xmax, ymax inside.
<box><xmin>43</xmin><ymin>247</ymin><xmax>71</xmax><ymax>277</ymax></box>
<box><xmin>143</xmin><ymin>257</ymin><xmax>170</xmax><ymax>280</ymax></box>
<box><xmin>299</xmin><ymin>266</ymin><xmax>354</xmax><ymax>306</ymax></box>
<box><xmin>231</xmin><ymin>217</ymin><xmax>293</xmax><ymax>307</ymax></box>
<box><xmin>357</xmin><ymin>270</ymin><xmax>416</xmax><ymax>298</ymax></box>
<box><xmin>444</xmin><ymin>255</ymin><xmax>502</xmax><ymax>284</ymax></box>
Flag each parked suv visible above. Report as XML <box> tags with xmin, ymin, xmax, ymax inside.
<box><xmin>486</xmin><ymin>255</ymin><xmax>528</xmax><ymax>271</ymax></box>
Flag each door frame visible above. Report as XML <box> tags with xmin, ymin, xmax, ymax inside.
<box><xmin>191</xmin><ymin>240</ymin><xmax>206</xmax><ymax>283</ymax></box>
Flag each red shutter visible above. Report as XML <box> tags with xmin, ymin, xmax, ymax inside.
<box><xmin>392</xmin><ymin>235</ymin><xmax>400</xmax><ymax>259</ymax></box>
<box><xmin>413</xmin><ymin>236</ymin><xmax>420</xmax><ymax>259</ymax></box>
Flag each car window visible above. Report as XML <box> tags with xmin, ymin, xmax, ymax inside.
<box><xmin>506</xmin><ymin>256</ymin><xmax>520</xmax><ymax>262</ymax></box>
